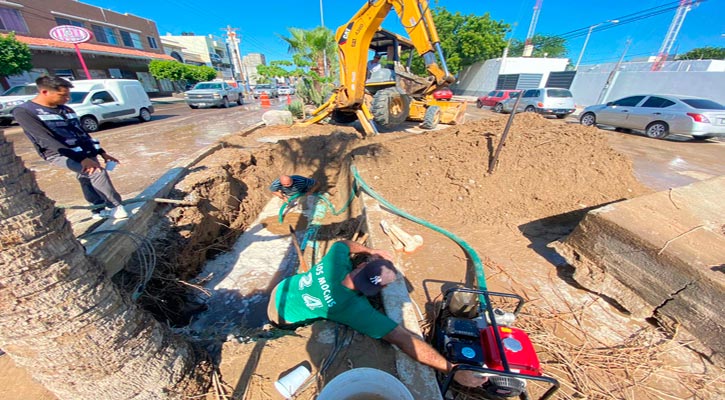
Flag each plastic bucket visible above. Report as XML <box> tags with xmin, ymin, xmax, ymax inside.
<box><xmin>317</xmin><ymin>367</ymin><xmax>414</xmax><ymax>400</ymax></box>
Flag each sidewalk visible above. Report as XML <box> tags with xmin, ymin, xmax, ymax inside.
<box><xmin>150</xmin><ymin>96</ymin><xmax>186</xmax><ymax>104</ymax></box>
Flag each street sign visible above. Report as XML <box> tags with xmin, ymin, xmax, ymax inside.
<box><xmin>49</xmin><ymin>25</ymin><xmax>93</xmax><ymax>44</ymax></box>
<box><xmin>49</xmin><ymin>25</ymin><xmax>94</xmax><ymax>79</ymax></box>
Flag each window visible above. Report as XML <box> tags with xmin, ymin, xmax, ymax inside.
<box><xmin>0</xmin><ymin>7</ymin><xmax>29</xmax><ymax>33</ymax></box>
<box><xmin>91</xmin><ymin>25</ymin><xmax>119</xmax><ymax>45</ymax></box>
<box><xmin>681</xmin><ymin>99</ymin><xmax>725</xmax><ymax>110</ymax></box>
<box><xmin>91</xmin><ymin>91</ymin><xmax>115</xmax><ymax>103</ymax></box>
<box><xmin>55</xmin><ymin>17</ymin><xmax>84</xmax><ymax>28</ymax></box>
<box><xmin>487</xmin><ymin>91</ymin><xmax>496</xmax><ymax>96</ymax></box>
<box><xmin>120</xmin><ymin>30</ymin><xmax>144</xmax><ymax>49</ymax></box>
<box><xmin>546</xmin><ymin>89</ymin><xmax>572</xmax><ymax>98</ymax></box>
<box><xmin>611</xmin><ymin>96</ymin><xmax>645</xmax><ymax>107</ymax></box>
<box><xmin>495</xmin><ymin>91</ymin><xmax>504</xmax><ymax>97</ymax></box>
<box><xmin>641</xmin><ymin>97</ymin><xmax>675</xmax><ymax>108</ymax></box>
<box><xmin>147</xmin><ymin>36</ymin><xmax>158</xmax><ymax>49</ymax></box>
<box><xmin>523</xmin><ymin>90</ymin><xmax>539</xmax><ymax>98</ymax></box>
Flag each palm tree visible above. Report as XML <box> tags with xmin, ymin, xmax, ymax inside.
<box><xmin>280</xmin><ymin>26</ymin><xmax>337</xmax><ymax>77</ymax></box>
<box><xmin>0</xmin><ymin>133</ymin><xmax>210</xmax><ymax>399</ymax></box>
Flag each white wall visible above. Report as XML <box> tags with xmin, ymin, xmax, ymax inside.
<box><xmin>454</xmin><ymin>57</ymin><xmax>568</xmax><ymax>96</ymax></box>
<box><xmin>603</xmin><ymin>71</ymin><xmax>725</xmax><ymax>105</ymax></box>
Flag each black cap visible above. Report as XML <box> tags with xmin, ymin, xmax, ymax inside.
<box><xmin>352</xmin><ymin>259</ymin><xmax>398</xmax><ymax>296</ymax></box>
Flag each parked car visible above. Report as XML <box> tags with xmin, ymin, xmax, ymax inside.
<box><xmin>0</xmin><ymin>84</ymin><xmax>38</xmax><ymax>125</ymax></box>
<box><xmin>432</xmin><ymin>87</ymin><xmax>453</xmax><ymax>101</ymax></box>
<box><xmin>477</xmin><ymin>89</ymin><xmax>520</xmax><ymax>111</ymax></box>
<box><xmin>500</xmin><ymin>88</ymin><xmax>575</xmax><ymax>119</ymax></box>
<box><xmin>253</xmin><ymin>84</ymin><xmax>279</xmax><ymax>99</ymax></box>
<box><xmin>580</xmin><ymin>95</ymin><xmax>725</xmax><ymax>140</ymax></box>
<box><xmin>184</xmin><ymin>81</ymin><xmax>243</xmax><ymax>109</ymax></box>
<box><xmin>67</xmin><ymin>79</ymin><xmax>154</xmax><ymax>132</ymax></box>
<box><xmin>278</xmin><ymin>85</ymin><xmax>295</xmax><ymax>95</ymax></box>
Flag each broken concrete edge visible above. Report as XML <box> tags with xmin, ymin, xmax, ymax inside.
<box><xmin>83</xmin><ymin>121</ymin><xmax>266</xmax><ymax>277</ymax></box>
<box><xmin>360</xmin><ymin>192</ymin><xmax>443</xmax><ymax>400</ymax></box>
<box><xmin>549</xmin><ymin>176</ymin><xmax>725</xmax><ymax>366</ymax></box>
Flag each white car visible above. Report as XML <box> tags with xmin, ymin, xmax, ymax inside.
<box><xmin>580</xmin><ymin>94</ymin><xmax>725</xmax><ymax>140</ymax></box>
<box><xmin>68</xmin><ymin>79</ymin><xmax>154</xmax><ymax>132</ymax></box>
<box><xmin>500</xmin><ymin>87</ymin><xmax>575</xmax><ymax>119</ymax></box>
<box><xmin>0</xmin><ymin>84</ymin><xmax>38</xmax><ymax>125</ymax></box>
<box><xmin>278</xmin><ymin>85</ymin><xmax>295</xmax><ymax>96</ymax></box>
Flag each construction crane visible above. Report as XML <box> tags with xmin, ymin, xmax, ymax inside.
<box><xmin>523</xmin><ymin>0</ymin><xmax>543</xmax><ymax>57</ymax></box>
<box><xmin>651</xmin><ymin>0</ymin><xmax>696</xmax><ymax>71</ymax></box>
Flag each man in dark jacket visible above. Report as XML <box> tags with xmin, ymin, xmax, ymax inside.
<box><xmin>13</xmin><ymin>76</ymin><xmax>127</xmax><ymax>219</ymax></box>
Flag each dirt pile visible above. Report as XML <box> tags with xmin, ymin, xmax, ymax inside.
<box><xmin>352</xmin><ymin>113</ymin><xmax>650</xmax><ymax>229</ymax></box>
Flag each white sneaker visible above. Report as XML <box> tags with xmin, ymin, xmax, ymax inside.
<box><xmin>91</xmin><ymin>211</ymin><xmax>106</xmax><ymax>220</ymax></box>
<box><xmin>99</xmin><ymin>206</ymin><xmax>129</xmax><ymax>219</ymax></box>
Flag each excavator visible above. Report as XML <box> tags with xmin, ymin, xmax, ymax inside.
<box><xmin>300</xmin><ymin>0</ymin><xmax>467</xmax><ymax>136</ymax></box>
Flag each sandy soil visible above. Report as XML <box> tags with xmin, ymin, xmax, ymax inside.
<box><xmin>4</xmin><ymin>112</ymin><xmax>723</xmax><ymax>399</ymax></box>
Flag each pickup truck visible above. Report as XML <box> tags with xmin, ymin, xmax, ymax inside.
<box><xmin>184</xmin><ymin>81</ymin><xmax>243</xmax><ymax>109</ymax></box>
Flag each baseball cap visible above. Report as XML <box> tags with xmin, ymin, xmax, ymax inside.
<box><xmin>352</xmin><ymin>259</ymin><xmax>398</xmax><ymax>296</ymax></box>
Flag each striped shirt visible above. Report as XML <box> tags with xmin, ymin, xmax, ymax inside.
<box><xmin>269</xmin><ymin>176</ymin><xmax>316</xmax><ymax>197</ymax></box>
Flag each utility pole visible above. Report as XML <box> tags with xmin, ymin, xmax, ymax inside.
<box><xmin>596</xmin><ymin>38</ymin><xmax>632</xmax><ymax>104</ymax></box>
<box><xmin>320</xmin><ymin>0</ymin><xmax>329</xmax><ymax>77</ymax></box>
<box><xmin>222</xmin><ymin>26</ymin><xmax>246</xmax><ymax>91</ymax></box>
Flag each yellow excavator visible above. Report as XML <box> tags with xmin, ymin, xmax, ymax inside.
<box><xmin>300</xmin><ymin>0</ymin><xmax>467</xmax><ymax>135</ymax></box>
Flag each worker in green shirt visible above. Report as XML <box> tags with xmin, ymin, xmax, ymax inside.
<box><xmin>267</xmin><ymin>240</ymin><xmax>486</xmax><ymax>387</ymax></box>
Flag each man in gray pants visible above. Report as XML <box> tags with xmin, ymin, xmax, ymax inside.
<box><xmin>13</xmin><ymin>76</ymin><xmax>128</xmax><ymax>219</ymax></box>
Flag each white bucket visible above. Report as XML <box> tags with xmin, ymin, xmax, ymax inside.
<box><xmin>317</xmin><ymin>367</ymin><xmax>414</xmax><ymax>400</ymax></box>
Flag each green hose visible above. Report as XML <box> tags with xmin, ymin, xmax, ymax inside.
<box><xmin>350</xmin><ymin>165</ymin><xmax>488</xmax><ymax>292</ymax></box>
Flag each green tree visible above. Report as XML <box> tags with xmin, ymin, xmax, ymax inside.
<box><xmin>677</xmin><ymin>46</ymin><xmax>725</xmax><ymax>60</ymax></box>
<box><xmin>278</xmin><ymin>27</ymin><xmax>337</xmax><ymax>106</ymax></box>
<box><xmin>148</xmin><ymin>59</ymin><xmax>187</xmax><ymax>81</ymax></box>
<box><xmin>429</xmin><ymin>7</ymin><xmax>510</xmax><ymax>75</ymax></box>
<box><xmin>0</xmin><ymin>32</ymin><xmax>33</xmax><ymax>78</ymax></box>
<box><xmin>279</xmin><ymin>26</ymin><xmax>337</xmax><ymax>77</ymax></box>
<box><xmin>508</xmin><ymin>34</ymin><xmax>568</xmax><ymax>58</ymax></box>
<box><xmin>256</xmin><ymin>60</ymin><xmax>293</xmax><ymax>81</ymax></box>
<box><xmin>184</xmin><ymin>65</ymin><xmax>217</xmax><ymax>83</ymax></box>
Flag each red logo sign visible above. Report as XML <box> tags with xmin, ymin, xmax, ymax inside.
<box><xmin>49</xmin><ymin>25</ymin><xmax>93</xmax><ymax>44</ymax></box>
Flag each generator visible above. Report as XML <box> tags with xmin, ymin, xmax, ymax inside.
<box><xmin>431</xmin><ymin>288</ymin><xmax>559</xmax><ymax>400</ymax></box>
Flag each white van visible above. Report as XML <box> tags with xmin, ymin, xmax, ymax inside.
<box><xmin>67</xmin><ymin>79</ymin><xmax>154</xmax><ymax>132</ymax></box>
<box><xmin>504</xmin><ymin>87</ymin><xmax>576</xmax><ymax>119</ymax></box>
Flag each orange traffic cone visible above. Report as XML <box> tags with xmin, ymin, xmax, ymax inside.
<box><xmin>260</xmin><ymin>92</ymin><xmax>271</xmax><ymax>108</ymax></box>
<box><xmin>286</xmin><ymin>93</ymin><xmax>291</xmax><ymax>105</ymax></box>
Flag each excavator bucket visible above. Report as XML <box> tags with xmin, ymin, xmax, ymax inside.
<box><xmin>436</xmin><ymin>99</ymin><xmax>467</xmax><ymax>125</ymax></box>
<box><xmin>408</xmin><ymin>98</ymin><xmax>467</xmax><ymax>126</ymax></box>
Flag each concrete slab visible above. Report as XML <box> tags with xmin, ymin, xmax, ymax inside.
<box><xmin>551</xmin><ymin>176</ymin><xmax>725</xmax><ymax>365</ymax></box>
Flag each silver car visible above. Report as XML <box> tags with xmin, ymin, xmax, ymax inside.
<box><xmin>500</xmin><ymin>87</ymin><xmax>575</xmax><ymax>119</ymax></box>
<box><xmin>580</xmin><ymin>95</ymin><xmax>725</xmax><ymax>140</ymax></box>
<box><xmin>0</xmin><ymin>84</ymin><xmax>38</xmax><ymax>125</ymax></box>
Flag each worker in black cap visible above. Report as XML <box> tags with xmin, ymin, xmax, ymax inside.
<box><xmin>267</xmin><ymin>240</ymin><xmax>486</xmax><ymax>387</ymax></box>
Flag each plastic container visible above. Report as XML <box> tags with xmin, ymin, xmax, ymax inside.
<box><xmin>317</xmin><ymin>367</ymin><xmax>414</xmax><ymax>400</ymax></box>
<box><xmin>274</xmin><ymin>365</ymin><xmax>311</xmax><ymax>398</ymax></box>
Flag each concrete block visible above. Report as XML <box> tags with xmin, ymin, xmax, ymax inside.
<box><xmin>551</xmin><ymin>176</ymin><xmax>725</xmax><ymax>365</ymax></box>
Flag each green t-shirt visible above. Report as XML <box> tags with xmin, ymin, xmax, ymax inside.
<box><xmin>274</xmin><ymin>242</ymin><xmax>398</xmax><ymax>339</ymax></box>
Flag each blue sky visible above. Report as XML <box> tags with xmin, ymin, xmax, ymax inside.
<box><xmin>81</xmin><ymin>0</ymin><xmax>724</xmax><ymax>65</ymax></box>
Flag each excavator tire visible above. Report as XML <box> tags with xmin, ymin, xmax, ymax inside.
<box><xmin>420</xmin><ymin>106</ymin><xmax>441</xmax><ymax>129</ymax></box>
<box><xmin>372</xmin><ymin>87</ymin><xmax>410</xmax><ymax>129</ymax></box>
<box><xmin>331</xmin><ymin>110</ymin><xmax>358</xmax><ymax>124</ymax></box>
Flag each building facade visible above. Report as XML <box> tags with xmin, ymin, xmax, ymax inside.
<box><xmin>242</xmin><ymin>53</ymin><xmax>266</xmax><ymax>85</ymax></box>
<box><xmin>160</xmin><ymin>34</ymin><xmax>234</xmax><ymax>79</ymax></box>
<box><xmin>0</xmin><ymin>0</ymin><xmax>175</xmax><ymax>93</ymax></box>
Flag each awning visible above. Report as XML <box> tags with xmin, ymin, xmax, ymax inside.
<box><xmin>12</xmin><ymin>34</ymin><xmax>176</xmax><ymax>61</ymax></box>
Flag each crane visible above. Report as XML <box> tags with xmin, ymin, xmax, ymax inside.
<box><xmin>523</xmin><ymin>0</ymin><xmax>543</xmax><ymax>57</ymax></box>
<box><xmin>651</xmin><ymin>0</ymin><xmax>696</xmax><ymax>71</ymax></box>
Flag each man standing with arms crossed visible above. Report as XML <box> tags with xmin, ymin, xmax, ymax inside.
<box><xmin>13</xmin><ymin>76</ymin><xmax>127</xmax><ymax>219</ymax></box>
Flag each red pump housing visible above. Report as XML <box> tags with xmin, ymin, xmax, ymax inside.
<box><xmin>480</xmin><ymin>326</ymin><xmax>542</xmax><ymax>376</ymax></box>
